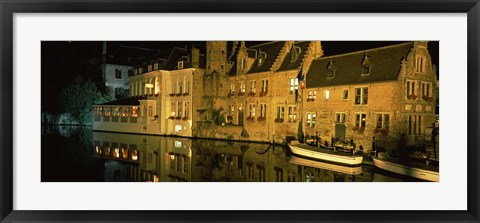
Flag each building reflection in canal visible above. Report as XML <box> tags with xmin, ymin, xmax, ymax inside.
<box><xmin>93</xmin><ymin>131</ymin><xmax>374</xmax><ymax>182</ymax></box>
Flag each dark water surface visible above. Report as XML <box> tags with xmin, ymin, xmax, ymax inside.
<box><xmin>42</xmin><ymin>126</ymin><xmax>414</xmax><ymax>182</ymax></box>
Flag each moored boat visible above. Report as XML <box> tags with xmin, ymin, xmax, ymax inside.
<box><xmin>288</xmin><ymin>140</ymin><xmax>363</xmax><ymax>166</ymax></box>
<box><xmin>371</xmin><ymin>152</ymin><xmax>439</xmax><ymax>182</ymax></box>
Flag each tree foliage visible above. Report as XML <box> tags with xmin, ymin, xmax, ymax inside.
<box><xmin>58</xmin><ymin>76</ymin><xmax>112</xmax><ymax>124</ymax></box>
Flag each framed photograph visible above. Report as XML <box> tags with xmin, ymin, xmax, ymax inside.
<box><xmin>1</xmin><ymin>0</ymin><xmax>479</xmax><ymax>222</ymax></box>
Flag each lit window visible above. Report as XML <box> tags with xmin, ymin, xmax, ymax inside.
<box><xmin>249</xmin><ymin>104</ymin><xmax>256</xmax><ymax>117</ymax></box>
<box><xmin>289</xmin><ymin>78</ymin><xmax>299</xmax><ymax>94</ymax></box>
<box><xmin>355</xmin><ymin>113</ymin><xmax>366</xmax><ymax>128</ymax></box>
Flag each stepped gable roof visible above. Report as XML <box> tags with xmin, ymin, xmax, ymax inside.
<box><xmin>278</xmin><ymin>41</ymin><xmax>311</xmax><ymax>72</ymax></box>
<box><xmin>246</xmin><ymin>41</ymin><xmax>285</xmax><ymax>74</ymax></box>
<box><xmin>95</xmin><ymin>97</ymin><xmax>147</xmax><ymax>106</ymax></box>
<box><xmin>306</xmin><ymin>42</ymin><xmax>414</xmax><ymax>88</ymax></box>
<box><xmin>108</xmin><ymin>45</ymin><xmax>156</xmax><ymax>66</ymax></box>
<box><xmin>228</xmin><ymin>60</ymin><xmax>237</xmax><ymax>76</ymax></box>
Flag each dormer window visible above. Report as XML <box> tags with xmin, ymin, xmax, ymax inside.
<box><xmin>361</xmin><ymin>53</ymin><xmax>370</xmax><ymax>75</ymax></box>
<box><xmin>291</xmin><ymin>46</ymin><xmax>301</xmax><ymax>63</ymax></box>
<box><xmin>327</xmin><ymin>59</ymin><xmax>335</xmax><ymax>79</ymax></box>
<box><xmin>258</xmin><ymin>52</ymin><xmax>267</xmax><ymax>66</ymax></box>
<box><xmin>362</xmin><ymin>64</ymin><xmax>370</xmax><ymax>75</ymax></box>
<box><xmin>178</xmin><ymin>61</ymin><xmax>184</xmax><ymax>69</ymax></box>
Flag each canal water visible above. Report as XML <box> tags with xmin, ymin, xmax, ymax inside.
<box><xmin>41</xmin><ymin>125</ymin><xmax>417</xmax><ymax>182</ymax></box>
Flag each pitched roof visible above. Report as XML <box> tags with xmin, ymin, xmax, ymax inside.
<box><xmin>95</xmin><ymin>97</ymin><xmax>146</xmax><ymax>106</ymax></box>
<box><xmin>305</xmin><ymin>42</ymin><xmax>414</xmax><ymax>88</ymax></box>
<box><xmin>278</xmin><ymin>41</ymin><xmax>311</xmax><ymax>72</ymax></box>
<box><xmin>246</xmin><ymin>41</ymin><xmax>285</xmax><ymax>74</ymax></box>
<box><xmin>162</xmin><ymin>47</ymin><xmax>189</xmax><ymax>70</ymax></box>
<box><xmin>108</xmin><ymin>45</ymin><xmax>157</xmax><ymax>66</ymax></box>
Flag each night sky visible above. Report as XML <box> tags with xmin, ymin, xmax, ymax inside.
<box><xmin>41</xmin><ymin>41</ymin><xmax>439</xmax><ymax>114</ymax></box>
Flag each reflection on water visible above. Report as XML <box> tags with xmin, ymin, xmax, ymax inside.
<box><xmin>42</xmin><ymin>126</ymin><xmax>413</xmax><ymax>182</ymax></box>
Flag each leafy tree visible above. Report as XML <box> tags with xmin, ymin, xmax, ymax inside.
<box><xmin>58</xmin><ymin>76</ymin><xmax>112</xmax><ymax>124</ymax></box>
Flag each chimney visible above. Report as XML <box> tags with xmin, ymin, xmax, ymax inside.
<box><xmin>191</xmin><ymin>47</ymin><xmax>200</xmax><ymax>68</ymax></box>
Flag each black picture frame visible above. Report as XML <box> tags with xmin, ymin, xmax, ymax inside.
<box><xmin>1</xmin><ymin>0</ymin><xmax>479</xmax><ymax>222</ymax></box>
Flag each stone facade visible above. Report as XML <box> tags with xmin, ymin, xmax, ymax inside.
<box><xmin>304</xmin><ymin>41</ymin><xmax>438</xmax><ymax>152</ymax></box>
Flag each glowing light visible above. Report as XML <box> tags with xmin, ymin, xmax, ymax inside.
<box><xmin>175</xmin><ymin>141</ymin><xmax>182</xmax><ymax>148</ymax></box>
<box><xmin>131</xmin><ymin>150</ymin><xmax>138</xmax><ymax>161</ymax></box>
<box><xmin>114</xmin><ymin>148</ymin><xmax>120</xmax><ymax>158</ymax></box>
<box><xmin>169</xmin><ymin>153</ymin><xmax>175</xmax><ymax>160</ymax></box>
<box><xmin>325</xmin><ymin>90</ymin><xmax>330</xmax><ymax>99</ymax></box>
<box><xmin>145</xmin><ymin>83</ymin><xmax>154</xmax><ymax>88</ymax></box>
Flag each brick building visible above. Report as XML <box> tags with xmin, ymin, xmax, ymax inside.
<box><xmin>202</xmin><ymin>41</ymin><xmax>323</xmax><ymax>143</ymax></box>
<box><xmin>303</xmin><ymin>41</ymin><xmax>438</xmax><ymax>152</ymax></box>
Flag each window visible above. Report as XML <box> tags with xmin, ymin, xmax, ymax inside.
<box><xmin>275</xmin><ymin>168</ymin><xmax>283</xmax><ymax>182</ymax></box>
<box><xmin>178</xmin><ymin>80</ymin><xmax>183</xmax><ymax>94</ymax></box>
<box><xmin>261</xmin><ymin>79</ymin><xmax>268</xmax><ymax>93</ymax></box>
<box><xmin>249</xmin><ymin>104</ymin><xmax>256</xmax><ymax>117</ymax></box>
<box><xmin>408</xmin><ymin>115</ymin><xmax>422</xmax><ymax>135</ymax></box>
<box><xmin>288</xmin><ymin>106</ymin><xmax>297</xmax><ymax>122</ymax></box>
<box><xmin>183</xmin><ymin>156</ymin><xmax>189</xmax><ymax>174</ymax></box>
<box><xmin>289</xmin><ymin>78</ymin><xmax>299</xmax><ymax>94</ymax></box>
<box><xmin>415</xmin><ymin>56</ymin><xmax>425</xmax><ymax>73</ymax></box>
<box><xmin>362</xmin><ymin>64</ymin><xmax>370</xmax><ymax>75</ymax></box>
<box><xmin>354</xmin><ymin>87</ymin><xmax>368</xmax><ymax>105</ymax></box>
<box><xmin>170</xmin><ymin>102</ymin><xmax>176</xmax><ymax>117</ymax></box>
<box><xmin>171</xmin><ymin>80</ymin><xmax>177</xmax><ymax>94</ymax></box>
<box><xmin>148</xmin><ymin>106</ymin><xmax>153</xmax><ymax>117</ymax></box>
<box><xmin>421</xmin><ymin>82</ymin><xmax>432</xmax><ymax>98</ymax></box>
<box><xmin>177</xmin><ymin>102</ymin><xmax>183</xmax><ymax>118</ymax></box>
<box><xmin>176</xmin><ymin>155</ymin><xmax>182</xmax><ymax>171</ymax></box>
<box><xmin>250</xmin><ymin>81</ymin><xmax>256</xmax><ymax>93</ymax></box>
<box><xmin>114</xmin><ymin>88</ymin><xmax>121</xmax><ymax>97</ymax></box>
<box><xmin>185</xmin><ymin>79</ymin><xmax>190</xmax><ymax>94</ymax></box>
<box><xmin>327</xmin><ymin>59</ymin><xmax>335</xmax><ymax>78</ymax></box>
<box><xmin>178</xmin><ymin>61</ymin><xmax>184</xmax><ymax>69</ymax></box>
<box><xmin>342</xmin><ymin>89</ymin><xmax>349</xmax><ymax>99</ymax></box>
<box><xmin>361</xmin><ymin>54</ymin><xmax>371</xmax><ymax>75</ymax></box>
<box><xmin>155</xmin><ymin>78</ymin><xmax>160</xmax><ymax>95</ymax></box>
<box><xmin>259</xmin><ymin>104</ymin><xmax>267</xmax><ymax>118</ymax></box>
<box><xmin>355</xmin><ymin>113</ymin><xmax>366</xmax><ymax>128</ymax></box>
<box><xmin>240</xmin><ymin>82</ymin><xmax>246</xmax><ymax>93</ymax></box>
<box><xmin>240</xmin><ymin>58</ymin><xmax>246</xmax><ymax>70</ymax></box>
<box><xmin>406</xmin><ymin>80</ymin><xmax>417</xmax><ymax>100</ymax></box>
<box><xmin>325</xmin><ymin>90</ymin><xmax>330</xmax><ymax>100</ymax></box>
<box><xmin>376</xmin><ymin>113</ymin><xmax>390</xmax><ymax>130</ymax></box>
<box><xmin>131</xmin><ymin>106</ymin><xmax>138</xmax><ymax>117</ymax></box>
<box><xmin>336</xmin><ymin>112</ymin><xmax>346</xmax><ymax>123</ymax></box>
<box><xmin>308</xmin><ymin>90</ymin><xmax>317</xmax><ymax>100</ymax></box>
<box><xmin>276</xmin><ymin>106</ymin><xmax>285</xmax><ymax>120</ymax></box>
<box><xmin>115</xmin><ymin>69</ymin><xmax>122</xmax><ymax>79</ymax></box>
<box><xmin>184</xmin><ymin>102</ymin><xmax>189</xmax><ymax>118</ymax></box>
<box><xmin>229</xmin><ymin>83</ymin><xmax>235</xmax><ymax>94</ymax></box>
<box><xmin>306</xmin><ymin>113</ymin><xmax>316</xmax><ymax>127</ymax></box>
<box><xmin>170</xmin><ymin>155</ymin><xmax>175</xmax><ymax>170</ymax></box>
<box><xmin>95</xmin><ymin>107</ymin><xmax>103</xmax><ymax>116</ymax></box>
<box><xmin>154</xmin><ymin>63</ymin><xmax>159</xmax><ymax>70</ymax></box>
